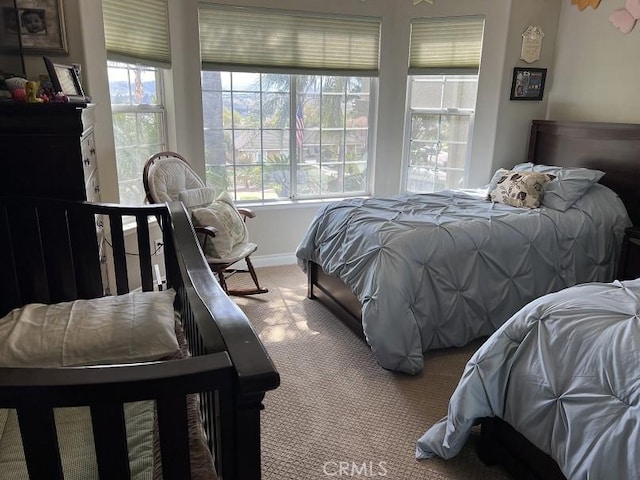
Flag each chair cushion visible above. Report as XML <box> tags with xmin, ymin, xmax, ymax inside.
<box><xmin>147</xmin><ymin>157</ymin><xmax>205</xmax><ymax>203</ymax></box>
<box><xmin>178</xmin><ymin>187</ymin><xmax>216</xmax><ymax>209</ymax></box>
<box><xmin>191</xmin><ymin>192</ymin><xmax>249</xmax><ymax>259</ymax></box>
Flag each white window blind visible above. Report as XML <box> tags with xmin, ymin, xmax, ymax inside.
<box><xmin>198</xmin><ymin>4</ymin><xmax>381</xmax><ymax>76</ymax></box>
<box><xmin>409</xmin><ymin>16</ymin><xmax>484</xmax><ymax>75</ymax></box>
<box><xmin>103</xmin><ymin>0</ymin><xmax>171</xmax><ymax>68</ymax></box>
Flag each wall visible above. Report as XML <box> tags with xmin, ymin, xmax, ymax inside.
<box><xmin>21</xmin><ymin>0</ymin><xmax>567</xmax><ymax>267</ymax></box>
<box><xmin>547</xmin><ymin>1</ymin><xmax>640</xmax><ymax>123</ymax></box>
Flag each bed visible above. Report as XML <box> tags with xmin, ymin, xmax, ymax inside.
<box><xmin>296</xmin><ymin>120</ymin><xmax>640</xmax><ymax>375</ymax></box>
<box><xmin>0</xmin><ymin>196</ymin><xmax>280</xmax><ymax>480</ymax></box>
<box><xmin>416</xmin><ymin>277</ymin><xmax>640</xmax><ymax>479</ymax></box>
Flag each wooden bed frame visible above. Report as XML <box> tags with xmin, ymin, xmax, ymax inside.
<box><xmin>0</xmin><ymin>197</ymin><xmax>279</xmax><ymax>480</ymax></box>
<box><xmin>306</xmin><ymin>119</ymin><xmax>640</xmax><ymax>478</ymax></box>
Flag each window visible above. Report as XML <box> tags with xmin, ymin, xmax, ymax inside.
<box><xmin>405</xmin><ymin>75</ymin><xmax>477</xmax><ymax>193</ymax></box>
<box><xmin>107</xmin><ymin>61</ymin><xmax>166</xmax><ymax>205</ymax></box>
<box><xmin>201</xmin><ymin>72</ymin><xmax>372</xmax><ymax>201</ymax></box>
<box><xmin>405</xmin><ymin>16</ymin><xmax>484</xmax><ymax>193</ymax></box>
<box><xmin>198</xmin><ymin>5</ymin><xmax>380</xmax><ymax>202</ymax></box>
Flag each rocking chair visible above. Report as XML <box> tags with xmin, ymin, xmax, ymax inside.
<box><xmin>143</xmin><ymin>151</ymin><xmax>268</xmax><ymax>296</ymax></box>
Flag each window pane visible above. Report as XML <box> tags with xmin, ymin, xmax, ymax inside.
<box><xmin>202</xmin><ymin>71</ymin><xmax>372</xmax><ymax>201</ymax></box>
<box><xmin>108</xmin><ymin>61</ymin><xmax>166</xmax><ymax>206</ymax></box>
<box><xmin>406</xmin><ymin>75</ymin><xmax>477</xmax><ymax>193</ymax></box>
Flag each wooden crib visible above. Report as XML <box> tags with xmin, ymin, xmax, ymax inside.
<box><xmin>0</xmin><ymin>196</ymin><xmax>279</xmax><ymax>480</ymax></box>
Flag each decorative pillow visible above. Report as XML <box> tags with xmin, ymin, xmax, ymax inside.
<box><xmin>488</xmin><ymin>170</ymin><xmax>555</xmax><ymax>208</ymax></box>
<box><xmin>0</xmin><ymin>289</ymin><xmax>179</xmax><ymax>367</ymax></box>
<box><xmin>191</xmin><ymin>192</ymin><xmax>248</xmax><ymax>258</ymax></box>
<box><xmin>486</xmin><ymin>168</ymin><xmax>510</xmax><ymax>197</ymax></box>
<box><xmin>513</xmin><ymin>162</ymin><xmax>605</xmax><ymax>211</ymax></box>
<box><xmin>178</xmin><ymin>186</ymin><xmax>216</xmax><ymax>209</ymax></box>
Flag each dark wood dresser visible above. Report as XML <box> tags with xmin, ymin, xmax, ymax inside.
<box><xmin>0</xmin><ymin>102</ymin><xmax>100</xmax><ymax>202</ymax></box>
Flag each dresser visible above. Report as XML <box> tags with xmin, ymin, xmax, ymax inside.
<box><xmin>0</xmin><ymin>102</ymin><xmax>100</xmax><ymax>202</ymax></box>
<box><xmin>0</xmin><ymin>102</ymin><xmax>109</xmax><ymax>292</ymax></box>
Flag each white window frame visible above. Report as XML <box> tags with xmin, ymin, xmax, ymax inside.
<box><xmin>107</xmin><ymin>61</ymin><xmax>168</xmax><ymax>206</ymax></box>
<box><xmin>402</xmin><ymin>74</ymin><xmax>477</xmax><ymax>193</ymax></box>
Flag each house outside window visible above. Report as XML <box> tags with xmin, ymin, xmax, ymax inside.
<box><xmin>405</xmin><ymin>75</ymin><xmax>478</xmax><ymax>193</ymax></box>
<box><xmin>107</xmin><ymin>61</ymin><xmax>167</xmax><ymax>205</ymax></box>
<box><xmin>201</xmin><ymin>71</ymin><xmax>372</xmax><ymax>202</ymax></box>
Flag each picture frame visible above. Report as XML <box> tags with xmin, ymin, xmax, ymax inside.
<box><xmin>43</xmin><ymin>55</ymin><xmax>86</xmax><ymax>103</ymax></box>
<box><xmin>509</xmin><ymin>67</ymin><xmax>547</xmax><ymax>101</ymax></box>
<box><xmin>15</xmin><ymin>0</ymin><xmax>67</xmax><ymax>54</ymax></box>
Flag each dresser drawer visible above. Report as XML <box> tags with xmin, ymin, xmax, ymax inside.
<box><xmin>85</xmin><ymin>169</ymin><xmax>101</xmax><ymax>202</ymax></box>
<box><xmin>81</xmin><ymin>132</ymin><xmax>97</xmax><ymax>182</ymax></box>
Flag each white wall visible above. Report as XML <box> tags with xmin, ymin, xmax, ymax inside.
<box><xmin>547</xmin><ymin>1</ymin><xmax>640</xmax><ymax>123</ymax></box>
<box><xmin>22</xmin><ymin>0</ymin><xmax>570</xmax><ymax>266</ymax></box>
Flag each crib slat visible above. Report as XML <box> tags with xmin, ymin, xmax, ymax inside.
<box><xmin>0</xmin><ymin>205</ymin><xmax>20</xmax><ymax>316</ymax></box>
<box><xmin>67</xmin><ymin>208</ymin><xmax>103</xmax><ymax>299</ymax></box>
<box><xmin>109</xmin><ymin>214</ymin><xmax>129</xmax><ymax>295</ymax></box>
<box><xmin>157</xmin><ymin>396</ymin><xmax>191</xmax><ymax>479</ymax></box>
<box><xmin>136</xmin><ymin>214</ymin><xmax>154</xmax><ymax>292</ymax></box>
<box><xmin>17</xmin><ymin>406</ymin><xmax>64</xmax><ymax>480</ymax></box>
<box><xmin>91</xmin><ymin>403</ymin><xmax>131</xmax><ymax>479</ymax></box>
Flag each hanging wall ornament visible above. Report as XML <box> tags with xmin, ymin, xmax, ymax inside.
<box><xmin>413</xmin><ymin>0</ymin><xmax>434</xmax><ymax>5</ymax></box>
<box><xmin>571</xmin><ymin>0</ymin><xmax>601</xmax><ymax>10</ymax></box>
<box><xmin>520</xmin><ymin>26</ymin><xmax>544</xmax><ymax>63</ymax></box>
<box><xmin>610</xmin><ymin>0</ymin><xmax>640</xmax><ymax>33</ymax></box>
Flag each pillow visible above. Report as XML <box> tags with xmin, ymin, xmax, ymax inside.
<box><xmin>0</xmin><ymin>289</ymin><xmax>179</xmax><ymax>367</ymax></box>
<box><xmin>191</xmin><ymin>191</ymin><xmax>248</xmax><ymax>258</ymax></box>
<box><xmin>512</xmin><ymin>162</ymin><xmax>605</xmax><ymax>211</ymax></box>
<box><xmin>486</xmin><ymin>168</ymin><xmax>510</xmax><ymax>196</ymax></box>
<box><xmin>488</xmin><ymin>170</ymin><xmax>554</xmax><ymax>208</ymax></box>
<box><xmin>178</xmin><ymin>186</ymin><xmax>216</xmax><ymax>209</ymax></box>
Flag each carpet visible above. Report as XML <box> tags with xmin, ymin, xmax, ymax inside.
<box><xmin>230</xmin><ymin>265</ymin><xmax>511</xmax><ymax>480</ymax></box>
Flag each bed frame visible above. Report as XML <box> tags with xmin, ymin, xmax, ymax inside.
<box><xmin>306</xmin><ymin>119</ymin><xmax>640</xmax><ymax>479</ymax></box>
<box><xmin>0</xmin><ymin>196</ymin><xmax>279</xmax><ymax>480</ymax></box>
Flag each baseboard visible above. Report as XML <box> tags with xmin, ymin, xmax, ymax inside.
<box><xmin>251</xmin><ymin>253</ymin><xmax>298</xmax><ymax>268</ymax></box>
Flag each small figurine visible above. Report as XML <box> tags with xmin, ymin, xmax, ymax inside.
<box><xmin>25</xmin><ymin>81</ymin><xmax>43</xmax><ymax>103</ymax></box>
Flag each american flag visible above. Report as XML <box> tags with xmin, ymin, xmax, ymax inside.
<box><xmin>295</xmin><ymin>103</ymin><xmax>304</xmax><ymax>149</ymax></box>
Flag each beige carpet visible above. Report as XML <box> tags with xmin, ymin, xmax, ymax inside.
<box><xmin>230</xmin><ymin>265</ymin><xmax>511</xmax><ymax>480</ymax></box>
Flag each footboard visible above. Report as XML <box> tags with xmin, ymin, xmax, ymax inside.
<box><xmin>0</xmin><ymin>197</ymin><xmax>279</xmax><ymax>480</ymax></box>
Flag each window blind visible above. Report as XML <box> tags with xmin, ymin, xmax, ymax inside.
<box><xmin>103</xmin><ymin>0</ymin><xmax>171</xmax><ymax>68</ymax></box>
<box><xmin>409</xmin><ymin>16</ymin><xmax>484</xmax><ymax>75</ymax></box>
<box><xmin>198</xmin><ymin>4</ymin><xmax>381</xmax><ymax>76</ymax></box>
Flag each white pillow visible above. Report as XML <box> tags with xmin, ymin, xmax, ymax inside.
<box><xmin>0</xmin><ymin>290</ymin><xmax>180</xmax><ymax>367</ymax></box>
<box><xmin>178</xmin><ymin>187</ymin><xmax>216</xmax><ymax>209</ymax></box>
<box><xmin>191</xmin><ymin>192</ymin><xmax>248</xmax><ymax>258</ymax></box>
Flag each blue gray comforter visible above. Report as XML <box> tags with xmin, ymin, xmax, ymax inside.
<box><xmin>416</xmin><ymin>278</ymin><xmax>640</xmax><ymax>479</ymax></box>
<box><xmin>296</xmin><ymin>185</ymin><xmax>630</xmax><ymax>374</ymax></box>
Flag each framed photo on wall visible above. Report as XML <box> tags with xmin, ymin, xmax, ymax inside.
<box><xmin>510</xmin><ymin>67</ymin><xmax>547</xmax><ymax>101</ymax></box>
<box><xmin>16</xmin><ymin>0</ymin><xmax>67</xmax><ymax>54</ymax></box>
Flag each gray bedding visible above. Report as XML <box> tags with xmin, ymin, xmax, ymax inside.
<box><xmin>416</xmin><ymin>278</ymin><xmax>640</xmax><ymax>479</ymax></box>
<box><xmin>296</xmin><ymin>184</ymin><xmax>630</xmax><ymax>374</ymax></box>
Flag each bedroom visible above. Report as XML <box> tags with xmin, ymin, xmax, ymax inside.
<box><xmin>14</xmin><ymin>0</ymin><xmax>635</xmax><ymax>269</ymax></box>
<box><xmin>5</xmin><ymin>0</ymin><xmax>640</xmax><ymax>478</ymax></box>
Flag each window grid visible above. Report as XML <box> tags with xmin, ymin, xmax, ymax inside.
<box><xmin>405</xmin><ymin>75</ymin><xmax>477</xmax><ymax>194</ymax></box>
<box><xmin>202</xmin><ymin>72</ymin><xmax>371</xmax><ymax>203</ymax></box>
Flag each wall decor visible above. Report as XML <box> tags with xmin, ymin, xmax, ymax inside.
<box><xmin>509</xmin><ymin>67</ymin><xmax>547</xmax><ymax>101</ymax></box>
<box><xmin>413</xmin><ymin>0</ymin><xmax>434</xmax><ymax>4</ymax></box>
<box><xmin>520</xmin><ymin>26</ymin><xmax>544</xmax><ymax>63</ymax></box>
<box><xmin>15</xmin><ymin>0</ymin><xmax>67</xmax><ymax>54</ymax></box>
<box><xmin>609</xmin><ymin>0</ymin><xmax>640</xmax><ymax>33</ymax></box>
<box><xmin>571</xmin><ymin>0</ymin><xmax>601</xmax><ymax>10</ymax></box>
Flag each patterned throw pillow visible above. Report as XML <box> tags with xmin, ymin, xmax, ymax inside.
<box><xmin>191</xmin><ymin>192</ymin><xmax>248</xmax><ymax>258</ymax></box>
<box><xmin>488</xmin><ymin>170</ymin><xmax>555</xmax><ymax>208</ymax></box>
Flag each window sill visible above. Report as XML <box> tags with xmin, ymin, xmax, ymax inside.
<box><xmin>238</xmin><ymin>196</ymin><xmax>369</xmax><ymax>211</ymax></box>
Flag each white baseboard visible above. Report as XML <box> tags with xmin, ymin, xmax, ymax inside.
<box><xmin>251</xmin><ymin>253</ymin><xmax>298</xmax><ymax>268</ymax></box>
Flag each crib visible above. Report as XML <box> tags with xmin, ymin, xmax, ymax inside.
<box><xmin>0</xmin><ymin>196</ymin><xmax>280</xmax><ymax>480</ymax></box>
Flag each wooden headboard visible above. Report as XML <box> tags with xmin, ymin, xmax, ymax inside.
<box><xmin>527</xmin><ymin>120</ymin><xmax>640</xmax><ymax>226</ymax></box>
